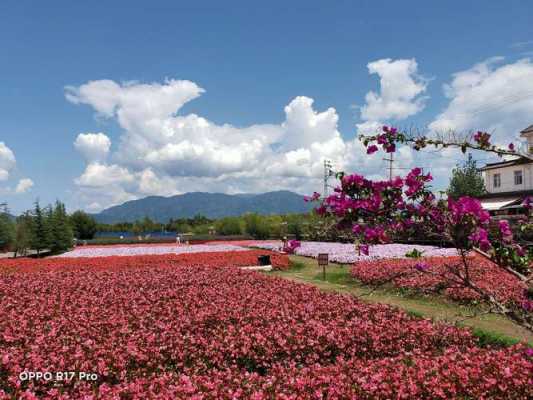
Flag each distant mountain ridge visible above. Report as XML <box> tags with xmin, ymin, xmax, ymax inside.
<box><xmin>93</xmin><ymin>191</ymin><xmax>314</xmax><ymax>223</ymax></box>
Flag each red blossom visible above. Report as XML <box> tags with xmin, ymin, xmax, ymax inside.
<box><xmin>351</xmin><ymin>254</ymin><xmax>527</xmax><ymax>304</ymax></box>
<box><xmin>0</xmin><ymin>252</ymin><xmax>530</xmax><ymax>398</ymax></box>
<box><xmin>0</xmin><ymin>252</ymin><xmax>531</xmax><ymax>398</ymax></box>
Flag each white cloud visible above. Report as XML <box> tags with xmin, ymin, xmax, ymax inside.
<box><xmin>65</xmin><ymin>79</ymin><xmax>205</xmax><ymax>127</ymax></box>
<box><xmin>66</xmin><ymin>79</ymin><xmax>351</xmax><ymax>209</ymax></box>
<box><xmin>66</xmin><ymin>64</ymin><xmax>431</xmax><ymax>211</ymax></box>
<box><xmin>15</xmin><ymin>178</ymin><xmax>33</xmax><ymax>194</ymax></box>
<box><xmin>430</xmin><ymin>57</ymin><xmax>533</xmax><ymax>146</ymax></box>
<box><xmin>412</xmin><ymin>57</ymin><xmax>533</xmax><ymax>187</ymax></box>
<box><xmin>281</xmin><ymin>96</ymin><xmax>340</xmax><ymax>150</ymax></box>
<box><xmin>74</xmin><ymin>133</ymin><xmax>111</xmax><ymax>162</ymax></box>
<box><xmin>0</xmin><ymin>143</ymin><xmax>34</xmax><ymax>197</ymax></box>
<box><xmin>65</xmin><ymin>80</ymin><xmax>123</xmax><ymax>116</ymax></box>
<box><xmin>74</xmin><ymin>162</ymin><xmax>135</xmax><ymax>188</ymax></box>
<box><xmin>360</xmin><ymin>58</ymin><xmax>428</xmax><ymax>121</ymax></box>
<box><xmin>65</xmin><ymin>58</ymin><xmax>533</xmax><ymax>212</ymax></box>
<box><xmin>137</xmin><ymin>168</ymin><xmax>179</xmax><ymax>196</ymax></box>
<box><xmin>0</xmin><ymin>142</ymin><xmax>16</xmax><ymax>181</ymax></box>
<box><xmin>86</xmin><ymin>202</ymin><xmax>103</xmax><ymax>212</ymax></box>
<box><xmin>351</xmin><ymin>59</ymin><xmax>429</xmax><ymax>179</ymax></box>
<box><xmin>74</xmin><ymin>185</ymin><xmax>137</xmax><ymax>213</ymax></box>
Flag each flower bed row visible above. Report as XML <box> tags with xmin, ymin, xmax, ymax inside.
<box><xmin>351</xmin><ymin>254</ymin><xmax>527</xmax><ymax>304</ymax></box>
<box><xmin>55</xmin><ymin>243</ymin><xmax>250</xmax><ymax>258</ymax></box>
<box><xmin>254</xmin><ymin>241</ymin><xmax>457</xmax><ymax>263</ymax></box>
<box><xmin>0</xmin><ymin>250</ymin><xmax>290</xmax><ymax>272</ymax></box>
<box><xmin>204</xmin><ymin>240</ymin><xmax>280</xmax><ymax>247</ymax></box>
<box><xmin>0</xmin><ymin>256</ymin><xmax>531</xmax><ymax>398</ymax></box>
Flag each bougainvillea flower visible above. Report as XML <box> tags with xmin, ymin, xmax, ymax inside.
<box><xmin>366</xmin><ymin>144</ymin><xmax>379</xmax><ymax>154</ymax></box>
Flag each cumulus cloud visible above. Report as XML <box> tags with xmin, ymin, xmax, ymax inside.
<box><xmin>74</xmin><ymin>162</ymin><xmax>135</xmax><ymax>188</ymax></box>
<box><xmin>65</xmin><ymin>79</ymin><xmax>205</xmax><ymax>127</ymax></box>
<box><xmin>0</xmin><ymin>142</ymin><xmax>16</xmax><ymax>181</ymax></box>
<box><xmin>62</xmin><ymin>57</ymin><xmax>533</xmax><ymax>212</ymax></box>
<box><xmin>281</xmin><ymin>96</ymin><xmax>340</xmax><ymax>150</ymax></box>
<box><xmin>415</xmin><ymin>57</ymin><xmax>533</xmax><ymax>180</ymax></box>
<box><xmin>15</xmin><ymin>178</ymin><xmax>33</xmax><ymax>194</ymax></box>
<box><xmin>66</xmin><ymin>61</ymin><xmax>432</xmax><ymax>211</ymax></box>
<box><xmin>0</xmin><ymin>143</ymin><xmax>34</xmax><ymax>196</ymax></box>
<box><xmin>351</xmin><ymin>59</ymin><xmax>429</xmax><ymax>180</ymax></box>
<box><xmin>74</xmin><ymin>133</ymin><xmax>111</xmax><ymax>162</ymax></box>
<box><xmin>359</xmin><ymin>58</ymin><xmax>428</xmax><ymax>121</ymax></box>
<box><xmin>66</xmin><ymin>78</ymin><xmax>359</xmax><ymax>210</ymax></box>
<box><xmin>430</xmin><ymin>57</ymin><xmax>533</xmax><ymax>145</ymax></box>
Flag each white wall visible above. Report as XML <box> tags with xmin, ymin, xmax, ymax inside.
<box><xmin>483</xmin><ymin>163</ymin><xmax>533</xmax><ymax>193</ymax></box>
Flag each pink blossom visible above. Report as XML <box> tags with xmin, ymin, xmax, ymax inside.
<box><xmin>304</xmin><ymin>192</ymin><xmax>321</xmax><ymax>202</ymax></box>
<box><xmin>498</xmin><ymin>220</ymin><xmax>513</xmax><ymax>242</ymax></box>
<box><xmin>366</xmin><ymin>144</ymin><xmax>379</xmax><ymax>154</ymax></box>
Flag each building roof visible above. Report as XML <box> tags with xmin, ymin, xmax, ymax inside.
<box><xmin>478</xmin><ymin>157</ymin><xmax>533</xmax><ymax>171</ymax></box>
<box><xmin>479</xmin><ymin>197</ymin><xmax>522</xmax><ymax>211</ymax></box>
<box><xmin>478</xmin><ymin>189</ymin><xmax>533</xmax><ymax>199</ymax></box>
<box><xmin>520</xmin><ymin>124</ymin><xmax>533</xmax><ymax>136</ymax></box>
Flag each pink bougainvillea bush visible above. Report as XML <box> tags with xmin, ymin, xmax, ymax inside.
<box><xmin>306</xmin><ymin>126</ymin><xmax>533</xmax><ymax>330</ymax></box>
<box><xmin>1</xmin><ymin>256</ymin><xmax>532</xmax><ymax>399</ymax></box>
<box><xmin>351</xmin><ymin>253</ymin><xmax>528</xmax><ymax>304</ymax></box>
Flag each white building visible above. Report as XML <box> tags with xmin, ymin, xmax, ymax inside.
<box><xmin>478</xmin><ymin>125</ymin><xmax>533</xmax><ymax>216</ymax></box>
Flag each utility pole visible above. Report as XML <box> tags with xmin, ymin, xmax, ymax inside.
<box><xmin>323</xmin><ymin>159</ymin><xmax>333</xmax><ymax>197</ymax></box>
<box><xmin>383</xmin><ymin>153</ymin><xmax>394</xmax><ymax>180</ymax></box>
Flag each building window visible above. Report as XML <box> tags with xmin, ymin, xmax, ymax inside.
<box><xmin>493</xmin><ymin>173</ymin><xmax>501</xmax><ymax>188</ymax></box>
<box><xmin>514</xmin><ymin>170</ymin><xmax>523</xmax><ymax>185</ymax></box>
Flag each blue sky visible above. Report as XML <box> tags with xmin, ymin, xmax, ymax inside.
<box><xmin>2</xmin><ymin>1</ymin><xmax>533</xmax><ymax>213</ymax></box>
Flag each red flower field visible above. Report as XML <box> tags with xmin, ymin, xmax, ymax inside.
<box><xmin>351</xmin><ymin>254</ymin><xmax>527</xmax><ymax>304</ymax></box>
<box><xmin>0</xmin><ymin>253</ymin><xmax>531</xmax><ymax>399</ymax></box>
<box><xmin>0</xmin><ymin>249</ymin><xmax>290</xmax><ymax>272</ymax></box>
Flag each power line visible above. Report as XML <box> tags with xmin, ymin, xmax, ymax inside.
<box><xmin>383</xmin><ymin>153</ymin><xmax>429</xmax><ymax>178</ymax></box>
<box><xmin>455</xmin><ymin>89</ymin><xmax>533</xmax><ymax>117</ymax></box>
<box><xmin>383</xmin><ymin>153</ymin><xmax>394</xmax><ymax>180</ymax></box>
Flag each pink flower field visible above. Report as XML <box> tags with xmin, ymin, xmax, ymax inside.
<box><xmin>0</xmin><ymin>252</ymin><xmax>531</xmax><ymax>399</ymax></box>
<box><xmin>55</xmin><ymin>243</ymin><xmax>250</xmax><ymax>258</ymax></box>
<box><xmin>253</xmin><ymin>241</ymin><xmax>457</xmax><ymax>263</ymax></box>
<box><xmin>351</xmin><ymin>254</ymin><xmax>528</xmax><ymax>305</ymax></box>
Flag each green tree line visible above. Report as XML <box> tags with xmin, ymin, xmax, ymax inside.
<box><xmin>97</xmin><ymin>213</ymin><xmax>314</xmax><ymax>240</ymax></box>
<box><xmin>1</xmin><ymin>201</ymin><xmax>318</xmax><ymax>256</ymax></box>
<box><xmin>0</xmin><ymin>201</ymin><xmax>99</xmax><ymax>256</ymax></box>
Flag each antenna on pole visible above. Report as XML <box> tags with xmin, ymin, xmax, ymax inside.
<box><xmin>383</xmin><ymin>153</ymin><xmax>394</xmax><ymax>180</ymax></box>
<box><xmin>323</xmin><ymin>159</ymin><xmax>333</xmax><ymax>197</ymax></box>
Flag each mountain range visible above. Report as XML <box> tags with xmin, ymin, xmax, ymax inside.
<box><xmin>93</xmin><ymin>191</ymin><xmax>314</xmax><ymax>223</ymax></box>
